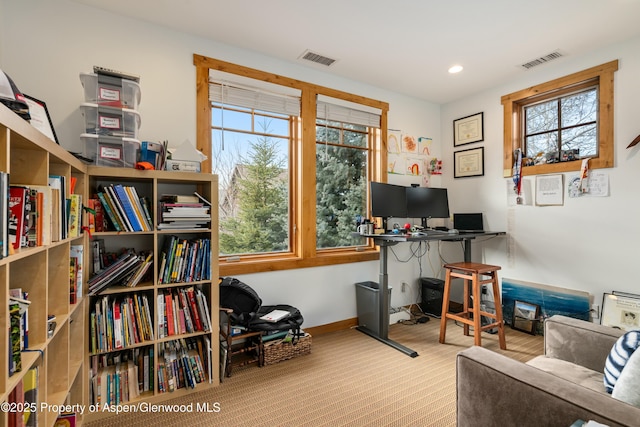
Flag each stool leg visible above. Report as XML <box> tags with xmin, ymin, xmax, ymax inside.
<box><xmin>491</xmin><ymin>272</ymin><xmax>507</xmax><ymax>350</ymax></box>
<box><xmin>462</xmin><ymin>276</ymin><xmax>470</xmax><ymax>337</ymax></box>
<box><xmin>472</xmin><ymin>272</ymin><xmax>482</xmax><ymax>346</ymax></box>
<box><xmin>439</xmin><ymin>269</ymin><xmax>452</xmax><ymax>344</ymax></box>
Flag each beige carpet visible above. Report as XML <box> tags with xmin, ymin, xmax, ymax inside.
<box><xmin>86</xmin><ymin>319</ymin><xmax>542</xmax><ymax>427</ymax></box>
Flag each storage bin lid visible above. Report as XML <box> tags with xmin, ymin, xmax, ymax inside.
<box><xmin>79</xmin><ymin>72</ymin><xmax>141</xmax><ymax>108</ymax></box>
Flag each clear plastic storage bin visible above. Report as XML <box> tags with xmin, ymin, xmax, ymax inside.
<box><xmin>82</xmin><ymin>133</ymin><xmax>140</xmax><ymax>168</ymax></box>
<box><xmin>80</xmin><ymin>102</ymin><xmax>141</xmax><ymax>139</ymax></box>
<box><xmin>79</xmin><ymin>72</ymin><xmax>141</xmax><ymax>109</ymax></box>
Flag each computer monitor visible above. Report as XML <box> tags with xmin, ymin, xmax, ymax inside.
<box><xmin>406</xmin><ymin>187</ymin><xmax>450</xmax><ymax>229</ymax></box>
<box><xmin>370</xmin><ymin>181</ymin><xmax>407</xmax><ymax>231</ymax></box>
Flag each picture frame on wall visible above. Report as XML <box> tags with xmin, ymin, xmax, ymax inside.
<box><xmin>454</xmin><ymin>146</ymin><xmax>484</xmax><ymax>178</ymax></box>
<box><xmin>22</xmin><ymin>94</ymin><xmax>59</xmax><ymax>144</ymax></box>
<box><xmin>601</xmin><ymin>292</ymin><xmax>640</xmax><ymax>331</ymax></box>
<box><xmin>453</xmin><ymin>112</ymin><xmax>483</xmax><ymax>146</ymax></box>
<box><xmin>512</xmin><ymin>300</ymin><xmax>540</xmax><ymax>334</ymax></box>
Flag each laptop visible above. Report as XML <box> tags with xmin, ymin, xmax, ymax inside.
<box><xmin>453</xmin><ymin>213</ymin><xmax>484</xmax><ymax>233</ymax></box>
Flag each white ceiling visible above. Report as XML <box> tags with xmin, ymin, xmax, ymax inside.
<box><xmin>73</xmin><ymin>0</ymin><xmax>640</xmax><ymax>104</ymax></box>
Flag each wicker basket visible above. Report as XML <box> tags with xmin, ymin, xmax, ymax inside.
<box><xmin>263</xmin><ymin>333</ymin><xmax>312</xmax><ymax>365</ymax></box>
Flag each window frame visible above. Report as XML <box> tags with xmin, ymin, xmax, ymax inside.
<box><xmin>194</xmin><ymin>54</ymin><xmax>389</xmax><ymax>275</ymax></box>
<box><xmin>501</xmin><ymin>60</ymin><xmax>618</xmax><ymax>177</ymax></box>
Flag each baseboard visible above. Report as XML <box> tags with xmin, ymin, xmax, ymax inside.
<box><xmin>305</xmin><ymin>318</ymin><xmax>358</xmax><ymax>336</ymax></box>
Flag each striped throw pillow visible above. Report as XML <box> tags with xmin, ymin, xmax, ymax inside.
<box><xmin>604</xmin><ymin>330</ymin><xmax>640</xmax><ymax>393</ymax></box>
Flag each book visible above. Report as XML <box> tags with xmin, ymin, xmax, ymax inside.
<box><xmin>70</xmin><ymin>245</ymin><xmax>84</xmax><ymax>302</ymax></box>
<box><xmin>108</xmin><ymin>185</ymin><xmax>138</xmax><ymax>231</ymax></box>
<box><xmin>0</xmin><ymin>172</ymin><xmax>9</xmax><ymax>258</ymax></box>
<box><xmin>9</xmin><ymin>186</ymin><xmax>28</xmax><ymax>249</ymax></box>
<box><xmin>96</xmin><ymin>191</ymin><xmax>122</xmax><ymax>231</ymax></box>
<box><xmin>68</xmin><ymin>194</ymin><xmax>82</xmax><ymax>238</ymax></box>
<box><xmin>54</xmin><ymin>413</ymin><xmax>76</xmax><ymax>427</ymax></box>
<box><xmin>259</xmin><ymin>309</ymin><xmax>290</xmax><ymax>322</ymax></box>
<box><xmin>23</xmin><ymin>367</ymin><xmax>38</xmax><ymax>427</ymax></box>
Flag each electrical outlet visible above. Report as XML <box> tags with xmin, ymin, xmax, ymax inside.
<box><xmin>592</xmin><ymin>304</ymin><xmax>600</xmax><ymax>319</ymax></box>
<box><xmin>401</xmin><ymin>282</ymin><xmax>407</xmax><ymax>292</ymax></box>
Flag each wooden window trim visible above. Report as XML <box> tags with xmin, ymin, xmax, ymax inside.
<box><xmin>501</xmin><ymin>60</ymin><xmax>618</xmax><ymax>177</ymax></box>
<box><xmin>194</xmin><ymin>54</ymin><xmax>388</xmax><ymax>275</ymax></box>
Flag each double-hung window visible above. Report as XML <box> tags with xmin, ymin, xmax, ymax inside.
<box><xmin>194</xmin><ymin>54</ymin><xmax>388</xmax><ymax>275</ymax></box>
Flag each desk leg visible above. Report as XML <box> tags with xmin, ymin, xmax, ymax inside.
<box><xmin>464</xmin><ymin>239</ymin><xmax>472</xmax><ymax>262</ymax></box>
<box><xmin>356</xmin><ymin>241</ymin><xmax>418</xmax><ymax>358</ymax></box>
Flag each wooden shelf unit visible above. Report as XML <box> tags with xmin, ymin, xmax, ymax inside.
<box><xmin>84</xmin><ymin>167</ymin><xmax>219</xmax><ymax>422</ymax></box>
<box><xmin>0</xmin><ymin>103</ymin><xmax>220</xmax><ymax>426</ymax></box>
<box><xmin>0</xmin><ymin>103</ymin><xmax>87</xmax><ymax>427</ymax></box>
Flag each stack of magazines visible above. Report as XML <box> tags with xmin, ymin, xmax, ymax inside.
<box><xmin>88</xmin><ymin>249</ymin><xmax>153</xmax><ymax>295</ymax></box>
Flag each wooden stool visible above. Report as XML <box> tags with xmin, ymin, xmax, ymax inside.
<box><xmin>439</xmin><ymin>262</ymin><xmax>506</xmax><ymax>349</ymax></box>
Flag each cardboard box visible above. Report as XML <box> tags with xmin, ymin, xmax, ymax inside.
<box><xmin>165</xmin><ymin>159</ymin><xmax>201</xmax><ymax>172</ymax></box>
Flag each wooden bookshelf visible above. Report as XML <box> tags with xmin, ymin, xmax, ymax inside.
<box><xmin>0</xmin><ymin>104</ymin><xmax>220</xmax><ymax>426</ymax></box>
<box><xmin>0</xmin><ymin>103</ymin><xmax>87</xmax><ymax>427</ymax></box>
<box><xmin>84</xmin><ymin>167</ymin><xmax>219</xmax><ymax>422</ymax></box>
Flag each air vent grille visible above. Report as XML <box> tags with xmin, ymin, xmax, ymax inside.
<box><xmin>300</xmin><ymin>50</ymin><xmax>337</xmax><ymax>67</ymax></box>
<box><xmin>520</xmin><ymin>51</ymin><xmax>564</xmax><ymax>70</ymax></box>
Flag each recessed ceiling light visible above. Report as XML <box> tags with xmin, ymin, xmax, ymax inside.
<box><xmin>448</xmin><ymin>65</ymin><xmax>463</xmax><ymax>74</ymax></box>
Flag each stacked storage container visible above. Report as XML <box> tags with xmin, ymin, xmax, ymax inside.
<box><xmin>79</xmin><ymin>72</ymin><xmax>141</xmax><ymax>167</ymax></box>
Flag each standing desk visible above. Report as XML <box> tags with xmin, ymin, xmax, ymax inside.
<box><xmin>358</xmin><ymin>231</ymin><xmax>506</xmax><ymax>357</ymax></box>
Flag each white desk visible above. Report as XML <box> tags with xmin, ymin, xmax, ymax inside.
<box><xmin>359</xmin><ymin>231</ymin><xmax>506</xmax><ymax>357</ymax></box>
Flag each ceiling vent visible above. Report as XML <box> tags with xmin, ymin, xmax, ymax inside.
<box><xmin>299</xmin><ymin>50</ymin><xmax>337</xmax><ymax>67</ymax></box>
<box><xmin>520</xmin><ymin>50</ymin><xmax>564</xmax><ymax>70</ymax></box>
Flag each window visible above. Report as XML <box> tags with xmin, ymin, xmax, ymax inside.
<box><xmin>210</xmin><ymin>82</ymin><xmax>298</xmax><ymax>257</ymax></box>
<box><xmin>194</xmin><ymin>54</ymin><xmax>388</xmax><ymax>275</ymax></box>
<box><xmin>316</xmin><ymin>99</ymin><xmax>380</xmax><ymax>250</ymax></box>
<box><xmin>502</xmin><ymin>60</ymin><xmax>618</xmax><ymax>177</ymax></box>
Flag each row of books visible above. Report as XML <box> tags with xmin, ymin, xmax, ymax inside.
<box><xmin>89</xmin><ymin>346</ymin><xmax>154</xmax><ymax>406</ymax></box>
<box><xmin>158</xmin><ymin>236</ymin><xmax>211</xmax><ymax>284</ymax></box>
<box><xmin>0</xmin><ymin>173</ymin><xmax>80</xmax><ymax>258</ymax></box>
<box><xmin>157</xmin><ymin>193</ymin><xmax>211</xmax><ymax>230</ymax></box>
<box><xmin>157</xmin><ymin>286</ymin><xmax>212</xmax><ymax>339</ymax></box>
<box><xmin>157</xmin><ymin>336</ymin><xmax>211</xmax><ymax>393</ymax></box>
<box><xmin>88</xmin><ymin>248</ymin><xmax>153</xmax><ymax>295</ymax></box>
<box><xmin>94</xmin><ymin>184</ymin><xmax>153</xmax><ymax>232</ymax></box>
<box><xmin>90</xmin><ymin>293</ymin><xmax>155</xmax><ymax>354</ymax></box>
<box><xmin>7</xmin><ymin>366</ymin><xmax>38</xmax><ymax>427</ymax></box>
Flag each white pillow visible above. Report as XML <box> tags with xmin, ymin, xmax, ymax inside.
<box><xmin>612</xmin><ymin>347</ymin><xmax>640</xmax><ymax>407</ymax></box>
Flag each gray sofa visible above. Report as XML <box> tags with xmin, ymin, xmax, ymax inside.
<box><xmin>456</xmin><ymin>315</ymin><xmax>640</xmax><ymax>427</ymax></box>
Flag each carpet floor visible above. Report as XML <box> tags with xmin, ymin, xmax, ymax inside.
<box><xmin>86</xmin><ymin>318</ymin><xmax>543</xmax><ymax>427</ymax></box>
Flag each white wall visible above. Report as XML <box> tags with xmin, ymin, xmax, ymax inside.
<box><xmin>441</xmin><ymin>35</ymin><xmax>640</xmax><ymax>313</ymax></box>
<box><xmin>0</xmin><ymin>0</ymin><xmax>442</xmax><ymax>327</ymax></box>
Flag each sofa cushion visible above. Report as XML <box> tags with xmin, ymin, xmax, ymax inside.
<box><xmin>611</xmin><ymin>346</ymin><xmax>640</xmax><ymax>407</ymax></box>
<box><xmin>604</xmin><ymin>330</ymin><xmax>640</xmax><ymax>393</ymax></box>
<box><xmin>527</xmin><ymin>356</ymin><xmax>606</xmax><ymax>394</ymax></box>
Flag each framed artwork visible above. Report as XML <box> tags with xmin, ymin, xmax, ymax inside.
<box><xmin>512</xmin><ymin>300</ymin><xmax>540</xmax><ymax>334</ymax></box>
<box><xmin>454</xmin><ymin>146</ymin><xmax>484</xmax><ymax>178</ymax></box>
<box><xmin>601</xmin><ymin>292</ymin><xmax>640</xmax><ymax>331</ymax></box>
<box><xmin>453</xmin><ymin>112</ymin><xmax>484</xmax><ymax>146</ymax></box>
<box><xmin>22</xmin><ymin>94</ymin><xmax>59</xmax><ymax>144</ymax></box>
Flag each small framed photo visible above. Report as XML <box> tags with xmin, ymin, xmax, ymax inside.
<box><xmin>601</xmin><ymin>292</ymin><xmax>640</xmax><ymax>331</ymax></box>
<box><xmin>512</xmin><ymin>300</ymin><xmax>540</xmax><ymax>334</ymax></box>
<box><xmin>22</xmin><ymin>94</ymin><xmax>59</xmax><ymax>144</ymax></box>
<box><xmin>454</xmin><ymin>146</ymin><xmax>484</xmax><ymax>178</ymax></box>
<box><xmin>453</xmin><ymin>112</ymin><xmax>484</xmax><ymax>146</ymax></box>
